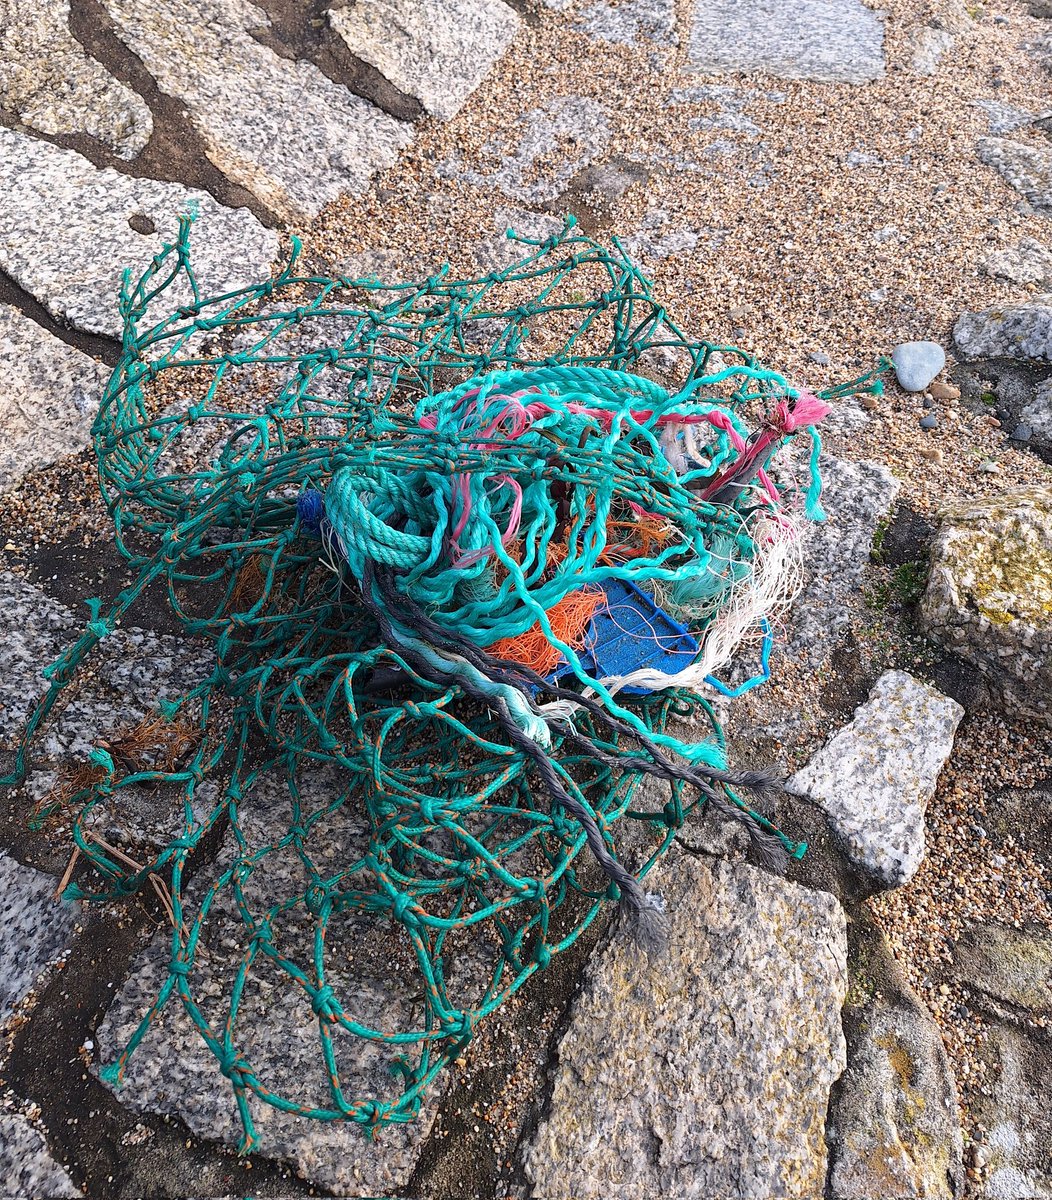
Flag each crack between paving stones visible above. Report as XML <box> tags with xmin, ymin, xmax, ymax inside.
<box><xmin>58</xmin><ymin>0</ymin><xmax>282</xmax><ymax>228</ymax></box>
<box><xmin>248</xmin><ymin>0</ymin><xmax>426</xmax><ymax>124</ymax></box>
<box><xmin>0</xmin><ymin>267</ymin><xmax>121</xmax><ymax>367</ymax></box>
<box><xmin>406</xmin><ymin>904</ymin><xmax>612</xmax><ymax>1200</ymax></box>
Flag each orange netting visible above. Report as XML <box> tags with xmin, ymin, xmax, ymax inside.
<box><xmin>487</xmin><ymin>588</ymin><xmax>606</xmax><ymax>676</ymax></box>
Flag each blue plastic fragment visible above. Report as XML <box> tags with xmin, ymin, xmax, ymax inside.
<box><xmin>575</xmin><ymin>578</ymin><xmax>699</xmax><ymax>693</ymax></box>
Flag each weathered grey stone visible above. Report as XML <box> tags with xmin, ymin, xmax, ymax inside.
<box><xmin>978</xmin><ymin>138</ymin><xmax>1052</xmax><ymax>215</ymax></box>
<box><xmin>0</xmin><ymin>305</ymin><xmax>109</xmax><ymax>492</ymax></box>
<box><xmin>471</xmin><ymin>208</ymin><xmax>565</xmax><ymax>272</ymax></box>
<box><xmin>1032</xmin><ymin>28</ymin><xmax>1052</xmax><ymax>72</ymax></box>
<box><xmin>984</xmin><ymin>237</ymin><xmax>1052</xmax><ymax>287</ymax></box>
<box><xmin>954</xmin><ymin>296</ymin><xmax>1052</xmax><ymax>363</ymax></box>
<box><xmin>952</xmin><ymin>923</ymin><xmax>1052</xmax><ymax>1019</ymax></box>
<box><xmin>574</xmin><ymin>0</ymin><xmax>677</xmax><ymax>47</ymax></box>
<box><xmin>0</xmin><ymin>128</ymin><xmax>277</xmax><ymax>339</ymax></box>
<box><xmin>829</xmin><ymin>991</ymin><xmax>964</xmax><ymax>1199</ymax></box>
<box><xmin>1020</xmin><ymin>378</ymin><xmax>1052</xmax><ymax>444</ymax></box>
<box><xmin>622</xmin><ymin>209</ymin><xmax>700</xmax><ymax>260</ymax></box>
<box><xmin>0</xmin><ymin>0</ymin><xmax>152</xmax><ymax>159</ymax></box>
<box><xmin>0</xmin><ymin>573</ymin><xmax>211</xmax><ymax>754</ymax></box>
<box><xmin>921</xmin><ymin>487</ymin><xmax>1052</xmax><ymax>726</ymax></box>
<box><xmin>893</xmin><ymin>340</ymin><xmax>947</xmax><ymax>391</ymax></box>
<box><xmin>102</xmin><ymin>0</ymin><xmax>412</xmax><ymax>222</ymax></box>
<box><xmin>524</xmin><ymin>851</ymin><xmax>847</xmax><ymax>1200</ymax></box>
<box><xmin>0</xmin><ymin>852</ymin><xmax>80</xmax><ymax>1021</ymax></box>
<box><xmin>0</xmin><ymin>1111</ymin><xmax>82</xmax><ymax>1197</ymax></box>
<box><xmin>909</xmin><ymin>26</ymin><xmax>954</xmax><ymax>75</ymax></box>
<box><xmin>786</xmin><ymin>671</ymin><xmax>963</xmax><ymax>889</ymax></box>
<box><xmin>97</xmin><ymin>766</ymin><xmax>451</xmax><ymax>1194</ymax></box>
<box><xmin>822</xmin><ymin>400</ymin><xmax>873</xmax><ymax>432</ymax></box>
<box><xmin>974</xmin><ymin>101</ymin><xmax>1040</xmax><ymax>136</ymax></box>
<box><xmin>328</xmin><ymin>0</ymin><xmax>519</xmax><ymax>122</ymax></box>
<box><xmin>439</xmin><ymin>96</ymin><xmax>611</xmax><ymax>204</ymax></box>
<box><xmin>785</xmin><ymin>455</ymin><xmax>901</xmax><ymax>662</ymax></box>
<box><xmin>686</xmin><ymin>0</ymin><xmax>884</xmax><ymax>84</ymax></box>
<box><xmin>970</xmin><ymin>1025</ymin><xmax>1052</xmax><ymax>1200</ymax></box>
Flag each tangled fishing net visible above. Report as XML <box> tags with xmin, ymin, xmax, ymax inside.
<box><xmin>8</xmin><ymin>216</ymin><xmax>884</xmax><ymax>1147</ymax></box>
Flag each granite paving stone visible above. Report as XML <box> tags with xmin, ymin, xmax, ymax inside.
<box><xmin>954</xmin><ymin>296</ymin><xmax>1052</xmax><ymax>362</ymax></box>
<box><xmin>0</xmin><ymin>851</ymin><xmax>80</xmax><ymax>1022</ymax></box>
<box><xmin>828</xmin><ymin>977</ymin><xmax>964</xmax><ymax>1199</ymax></box>
<box><xmin>921</xmin><ymin>486</ymin><xmax>1052</xmax><ymax>726</ymax></box>
<box><xmin>0</xmin><ymin>127</ymin><xmax>278</xmax><ymax>339</ymax></box>
<box><xmin>102</xmin><ymin>0</ymin><xmax>413</xmax><ymax>222</ymax></box>
<box><xmin>572</xmin><ymin>0</ymin><xmax>677</xmax><ymax>47</ymax></box>
<box><xmin>96</xmin><ymin>766</ymin><xmax>443</xmax><ymax>1194</ymax></box>
<box><xmin>0</xmin><ymin>305</ymin><xmax>110</xmax><ymax>493</ymax></box>
<box><xmin>978</xmin><ymin>137</ymin><xmax>1052</xmax><ymax>215</ymax></box>
<box><xmin>524</xmin><ymin>850</ymin><xmax>848</xmax><ymax>1199</ymax></box>
<box><xmin>984</xmin><ymin>237</ymin><xmax>1052</xmax><ymax>287</ymax></box>
<box><xmin>686</xmin><ymin>0</ymin><xmax>885</xmax><ymax>84</ymax></box>
<box><xmin>329</xmin><ymin>0</ymin><xmax>520</xmax><ymax>122</ymax></box>
<box><xmin>783</xmin><ymin>454</ymin><xmax>901</xmax><ymax>664</ymax></box>
<box><xmin>439</xmin><ymin>96</ymin><xmax>611</xmax><ymax>204</ymax></box>
<box><xmin>786</xmin><ymin>670</ymin><xmax>964</xmax><ymax>889</ymax></box>
<box><xmin>0</xmin><ymin>1111</ymin><xmax>82</xmax><ymax>1197</ymax></box>
<box><xmin>0</xmin><ymin>0</ymin><xmax>152</xmax><ymax>159</ymax></box>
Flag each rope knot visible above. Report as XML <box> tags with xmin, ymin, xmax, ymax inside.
<box><xmin>390</xmin><ymin>892</ymin><xmax>415</xmax><ymax>924</ymax></box>
<box><xmin>305</xmin><ymin>881</ymin><xmax>332</xmax><ymax>917</ymax></box>
<box><xmin>311</xmin><ymin>984</ymin><xmax>340</xmax><ymax>1020</ymax></box>
<box><xmin>218</xmin><ymin>1048</ymin><xmax>251</xmax><ymax>1085</ymax></box>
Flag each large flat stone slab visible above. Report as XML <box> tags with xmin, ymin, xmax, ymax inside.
<box><xmin>0</xmin><ymin>851</ymin><xmax>80</xmax><ymax>1022</ymax></box>
<box><xmin>0</xmin><ymin>304</ymin><xmax>109</xmax><ymax>492</ymax></box>
<box><xmin>954</xmin><ymin>296</ymin><xmax>1052</xmax><ymax>363</ymax></box>
<box><xmin>96</xmin><ymin>766</ymin><xmax>445</xmax><ymax>1193</ymax></box>
<box><xmin>0</xmin><ymin>127</ymin><xmax>278</xmax><ymax>338</ymax></box>
<box><xmin>984</xmin><ymin>238</ymin><xmax>1052</xmax><ymax>288</ymax></box>
<box><xmin>0</xmin><ymin>571</ymin><xmax>214</xmax><ymax>849</ymax></box>
<box><xmin>572</xmin><ymin>0</ymin><xmax>677</xmax><ymax>47</ymax></box>
<box><xmin>787</xmin><ymin>455</ymin><xmax>901</xmax><ymax>664</ymax></box>
<box><xmin>0</xmin><ymin>0</ymin><xmax>152</xmax><ymax>159</ymax></box>
<box><xmin>829</xmin><ymin>985</ymin><xmax>964</xmax><ymax>1199</ymax></box>
<box><xmin>329</xmin><ymin>0</ymin><xmax>520</xmax><ymax>122</ymax></box>
<box><xmin>524</xmin><ymin>852</ymin><xmax>847</xmax><ymax>1199</ymax></box>
<box><xmin>970</xmin><ymin>1024</ymin><xmax>1052</xmax><ymax>1199</ymax></box>
<box><xmin>102</xmin><ymin>0</ymin><xmax>412</xmax><ymax>222</ymax></box>
<box><xmin>953</xmin><ymin>923</ymin><xmax>1052</xmax><ymax>1020</ymax></box>
<box><xmin>687</xmin><ymin>0</ymin><xmax>885</xmax><ymax>84</ymax></box>
<box><xmin>787</xmin><ymin>670</ymin><xmax>963</xmax><ymax>889</ymax></box>
<box><xmin>0</xmin><ymin>1111</ymin><xmax>82</xmax><ymax>1197</ymax></box>
<box><xmin>0</xmin><ymin>572</ymin><xmax>211</xmax><ymax>759</ymax></box>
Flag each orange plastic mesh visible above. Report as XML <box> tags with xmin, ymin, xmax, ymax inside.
<box><xmin>487</xmin><ymin>588</ymin><xmax>605</xmax><ymax>676</ymax></box>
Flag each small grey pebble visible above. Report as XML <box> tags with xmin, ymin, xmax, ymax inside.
<box><xmin>993</xmin><ymin>13</ymin><xmax>1009</xmax><ymax>22</ymax></box>
<box><xmin>923</xmin><ymin>395</ymin><xmax>935</xmax><ymax>408</ymax></box>
<box><xmin>893</xmin><ymin>340</ymin><xmax>946</xmax><ymax>392</ymax></box>
<box><xmin>1011</xmin><ymin>423</ymin><xmax>1033</xmax><ymax>440</ymax></box>
<box><xmin>808</xmin><ymin>351</ymin><xmax>831</xmax><ymax>365</ymax></box>
<box><xmin>919</xmin><ymin>413</ymin><xmax>938</xmax><ymax>430</ymax></box>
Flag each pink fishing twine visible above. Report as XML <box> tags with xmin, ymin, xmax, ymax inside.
<box><xmin>699</xmin><ymin>390</ymin><xmax>830</xmax><ymax>505</ymax></box>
